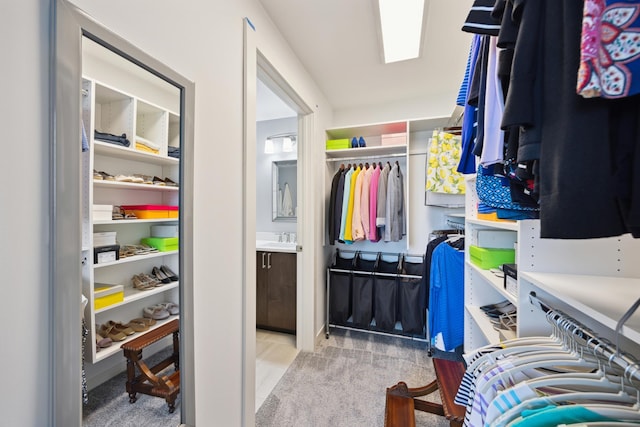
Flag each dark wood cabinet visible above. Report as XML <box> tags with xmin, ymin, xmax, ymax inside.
<box><xmin>256</xmin><ymin>251</ymin><xmax>296</xmax><ymax>333</ymax></box>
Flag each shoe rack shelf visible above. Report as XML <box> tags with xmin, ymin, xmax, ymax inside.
<box><xmin>464</xmin><ymin>174</ymin><xmax>640</xmax><ymax>357</ymax></box>
<box><xmin>93</xmin><ymin>250</ymin><xmax>179</xmax><ymax>269</ymax></box>
<box><xmin>95</xmin><ymin>315</ymin><xmax>179</xmax><ymax>361</ymax></box>
<box><xmin>82</xmin><ymin>45</ymin><xmax>181</xmax><ymax>364</ymax></box>
<box><xmin>95</xmin><ymin>282</ymin><xmax>179</xmax><ymax>315</ymax></box>
<box><xmin>93</xmin><ymin>180</ymin><xmax>179</xmax><ymax>192</ymax></box>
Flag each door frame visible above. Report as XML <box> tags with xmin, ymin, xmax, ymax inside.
<box><xmin>243</xmin><ymin>18</ymin><xmax>316</xmax><ymax>425</ymax></box>
<box><xmin>51</xmin><ymin>1</ymin><xmax>196</xmax><ymax>425</ymax></box>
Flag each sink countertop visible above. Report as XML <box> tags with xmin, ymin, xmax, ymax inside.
<box><xmin>256</xmin><ymin>240</ymin><xmax>296</xmax><ymax>253</ymax></box>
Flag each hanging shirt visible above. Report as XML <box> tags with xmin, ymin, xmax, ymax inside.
<box><xmin>344</xmin><ymin>166</ymin><xmax>361</xmax><ymax>243</ymax></box>
<box><xmin>384</xmin><ymin>163</ymin><xmax>405</xmax><ymax>242</ymax></box>
<box><xmin>360</xmin><ymin>166</ymin><xmax>373</xmax><ymax>240</ymax></box>
<box><xmin>376</xmin><ymin>163</ymin><xmax>391</xmax><ymax>230</ymax></box>
<box><xmin>351</xmin><ymin>166</ymin><xmax>366</xmax><ymax>241</ymax></box>
<box><xmin>328</xmin><ymin>167</ymin><xmax>344</xmax><ymax>243</ymax></box>
<box><xmin>338</xmin><ymin>168</ymin><xmax>354</xmax><ymax>243</ymax></box>
<box><xmin>480</xmin><ymin>36</ymin><xmax>505</xmax><ymax>166</ymax></box>
<box><xmin>426</xmin><ymin>130</ymin><xmax>466</xmax><ymax>194</ymax></box>
<box><xmin>368</xmin><ymin>165</ymin><xmax>381</xmax><ymax>242</ymax></box>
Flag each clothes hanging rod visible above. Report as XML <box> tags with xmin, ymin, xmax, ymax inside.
<box><xmin>327</xmin><ymin>267</ymin><xmax>422</xmax><ymax>280</ymax></box>
<box><xmin>528</xmin><ymin>291</ymin><xmax>640</xmax><ymax>387</ymax></box>
<box><xmin>325</xmin><ymin>152</ymin><xmax>406</xmax><ymax>163</ymax></box>
<box><xmin>336</xmin><ymin>249</ymin><xmax>424</xmax><ymax>258</ymax></box>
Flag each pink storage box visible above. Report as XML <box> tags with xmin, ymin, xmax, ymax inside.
<box><xmin>381</xmin><ymin>133</ymin><xmax>406</xmax><ymax>146</ymax></box>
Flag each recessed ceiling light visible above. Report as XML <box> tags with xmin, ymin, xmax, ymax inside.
<box><xmin>377</xmin><ymin>0</ymin><xmax>426</xmax><ymax>64</ymax></box>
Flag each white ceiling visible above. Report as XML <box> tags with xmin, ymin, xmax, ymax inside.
<box><xmin>257</xmin><ymin>78</ymin><xmax>297</xmax><ymax>121</ymax></box>
<box><xmin>257</xmin><ymin>0</ymin><xmax>474</xmax><ymax>115</ymax></box>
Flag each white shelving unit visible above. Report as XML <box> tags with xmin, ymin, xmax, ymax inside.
<box><xmin>464</xmin><ymin>174</ymin><xmax>640</xmax><ymax>357</ymax></box>
<box><xmin>81</xmin><ymin>38</ymin><xmax>182</xmax><ymax>364</ymax></box>
<box><xmin>324</xmin><ymin>116</ymin><xmax>451</xmax><ymax>253</ymax></box>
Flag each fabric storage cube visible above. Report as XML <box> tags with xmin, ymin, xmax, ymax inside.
<box><xmin>374</xmin><ymin>276</ymin><xmax>397</xmax><ymax>332</ymax></box>
<box><xmin>398</xmin><ymin>277</ymin><xmax>425</xmax><ymax>335</ymax></box>
<box><xmin>469</xmin><ymin>245</ymin><xmax>515</xmax><ymax>270</ymax></box>
<box><xmin>351</xmin><ymin>273</ymin><xmax>374</xmax><ymax>327</ymax></box>
<box><xmin>329</xmin><ymin>270</ymin><xmax>352</xmax><ymax>325</ymax></box>
<box><xmin>141</xmin><ymin>237</ymin><xmax>178</xmax><ymax>252</ymax></box>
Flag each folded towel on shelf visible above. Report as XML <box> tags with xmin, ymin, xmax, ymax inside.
<box><xmin>135</xmin><ymin>142</ymin><xmax>159</xmax><ymax>154</ymax></box>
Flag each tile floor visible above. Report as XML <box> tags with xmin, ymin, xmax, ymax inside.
<box><xmin>255</xmin><ymin>329</ymin><xmax>299</xmax><ymax>410</ymax></box>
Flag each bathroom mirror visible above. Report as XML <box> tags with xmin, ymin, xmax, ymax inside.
<box><xmin>272</xmin><ymin>160</ymin><xmax>297</xmax><ymax>221</ymax></box>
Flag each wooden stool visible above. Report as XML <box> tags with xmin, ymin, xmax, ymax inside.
<box><xmin>384</xmin><ymin>358</ymin><xmax>466</xmax><ymax>427</ymax></box>
<box><xmin>121</xmin><ymin>319</ymin><xmax>180</xmax><ymax>413</ymax></box>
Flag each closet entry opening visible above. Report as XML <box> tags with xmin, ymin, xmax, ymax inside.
<box><xmin>52</xmin><ymin>2</ymin><xmax>195</xmax><ymax>425</ymax></box>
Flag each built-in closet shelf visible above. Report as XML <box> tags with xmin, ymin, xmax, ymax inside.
<box><xmin>94</xmin><ymin>218</ymin><xmax>179</xmax><ymax>225</ymax></box>
<box><xmin>466</xmin><ymin>218</ymin><xmax>518</xmax><ymax>231</ymax></box>
<box><xmin>94</xmin><ymin>141</ymin><xmax>179</xmax><ymax>166</ymax></box>
<box><xmin>326</xmin><ymin>121</ymin><xmax>407</xmax><ymax>140</ymax></box>
<box><xmin>467</xmin><ymin>261</ymin><xmax>516</xmax><ymax>304</ymax></box>
<box><xmin>93</xmin><ymin>180</ymin><xmax>179</xmax><ymax>192</ymax></box>
<box><xmin>466</xmin><ymin>305</ymin><xmax>501</xmax><ymax>344</ymax></box>
<box><xmin>95</xmin><ymin>282</ymin><xmax>179</xmax><ymax>315</ymax></box>
<box><xmin>519</xmin><ymin>272</ymin><xmax>640</xmax><ymax>343</ymax></box>
<box><xmin>94</xmin><ymin>315</ymin><xmax>179</xmax><ymax>362</ymax></box>
<box><xmin>324</xmin><ymin>145</ymin><xmax>406</xmax><ymax>160</ymax></box>
<box><xmin>93</xmin><ymin>250</ymin><xmax>178</xmax><ymax>269</ymax></box>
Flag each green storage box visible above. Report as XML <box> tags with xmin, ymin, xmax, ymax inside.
<box><xmin>469</xmin><ymin>245</ymin><xmax>515</xmax><ymax>270</ymax></box>
<box><xmin>141</xmin><ymin>237</ymin><xmax>179</xmax><ymax>252</ymax></box>
<box><xmin>326</xmin><ymin>138</ymin><xmax>350</xmax><ymax>150</ymax></box>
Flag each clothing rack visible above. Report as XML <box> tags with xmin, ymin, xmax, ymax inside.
<box><xmin>529</xmin><ymin>291</ymin><xmax>640</xmax><ymax>387</ymax></box>
<box><xmin>325</xmin><ymin>152</ymin><xmax>406</xmax><ymax>163</ymax></box>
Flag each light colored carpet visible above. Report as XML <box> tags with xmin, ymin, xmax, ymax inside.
<box><xmin>256</xmin><ymin>328</ymin><xmax>451</xmax><ymax>427</ymax></box>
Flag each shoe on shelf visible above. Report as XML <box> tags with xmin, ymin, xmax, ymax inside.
<box><xmin>107</xmin><ymin>320</ymin><xmax>135</xmax><ymax>336</ymax></box>
<box><xmin>158</xmin><ymin>302</ymin><xmax>179</xmax><ymax>315</ymax></box>
<box><xmin>351</xmin><ymin>137</ymin><xmax>358</xmax><ymax>148</ymax></box>
<box><xmin>132</xmin><ymin>274</ymin><xmax>155</xmax><ymax>291</ymax></box>
<box><xmin>152</xmin><ymin>176</ymin><xmax>167</xmax><ymax>186</ymax></box>
<box><xmin>129</xmin><ymin>317</ymin><xmax>156</xmax><ymax>328</ymax></box>
<box><xmin>163</xmin><ymin>177</ymin><xmax>178</xmax><ymax>187</ymax></box>
<box><xmin>125</xmin><ymin>320</ymin><xmax>149</xmax><ymax>332</ymax></box>
<box><xmin>129</xmin><ymin>174</ymin><xmax>144</xmax><ymax>184</ymax></box>
<box><xmin>95</xmin><ymin>333</ymin><xmax>112</xmax><ymax>349</ymax></box>
<box><xmin>115</xmin><ymin>174</ymin><xmax>134</xmax><ymax>182</ymax></box>
<box><xmin>98</xmin><ymin>323</ymin><xmax>127</xmax><ymax>342</ymax></box>
<box><xmin>160</xmin><ymin>265</ymin><xmax>179</xmax><ymax>281</ymax></box>
<box><xmin>98</xmin><ymin>171</ymin><xmax>115</xmax><ymax>181</ymax></box>
<box><xmin>93</xmin><ymin>170</ymin><xmax>103</xmax><ymax>180</ymax></box>
<box><xmin>143</xmin><ymin>305</ymin><xmax>170</xmax><ymax>320</ymax></box>
<box><xmin>358</xmin><ymin>136</ymin><xmax>366</xmax><ymax>147</ymax></box>
<box><xmin>152</xmin><ymin>266</ymin><xmax>172</xmax><ymax>284</ymax></box>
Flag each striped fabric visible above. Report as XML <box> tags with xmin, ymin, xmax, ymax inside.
<box><xmin>462</xmin><ymin>0</ymin><xmax>500</xmax><ymax>35</ymax></box>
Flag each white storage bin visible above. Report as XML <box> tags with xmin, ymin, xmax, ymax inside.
<box><xmin>93</xmin><ymin>231</ymin><xmax>116</xmax><ymax>247</ymax></box>
<box><xmin>150</xmin><ymin>224</ymin><xmax>179</xmax><ymax>238</ymax></box>
<box><xmin>92</xmin><ymin>204</ymin><xmax>113</xmax><ymax>221</ymax></box>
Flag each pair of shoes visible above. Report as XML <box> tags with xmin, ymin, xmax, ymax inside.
<box><xmin>133</xmin><ymin>174</ymin><xmax>153</xmax><ymax>185</ymax></box>
<box><xmin>93</xmin><ymin>170</ymin><xmax>103</xmax><ymax>180</ymax></box>
<box><xmin>152</xmin><ymin>176</ymin><xmax>179</xmax><ymax>187</ymax></box>
<box><xmin>350</xmin><ymin>137</ymin><xmax>367</xmax><ymax>148</ymax></box>
<box><xmin>143</xmin><ymin>305</ymin><xmax>171</xmax><ymax>320</ymax></box>
<box><xmin>125</xmin><ymin>319</ymin><xmax>149</xmax><ymax>332</ymax></box>
<box><xmin>106</xmin><ymin>320</ymin><xmax>135</xmax><ymax>336</ymax></box>
<box><xmin>94</xmin><ymin>170</ymin><xmax>115</xmax><ymax>181</ymax></box>
<box><xmin>158</xmin><ymin>301</ymin><xmax>179</xmax><ymax>315</ymax></box>
<box><xmin>160</xmin><ymin>265</ymin><xmax>178</xmax><ymax>282</ymax></box>
<box><xmin>98</xmin><ymin>323</ymin><xmax>127</xmax><ymax>342</ymax></box>
<box><xmin>132</xmin><ymin>274</ymin><xmax>161</xmax><ymax>291</ymax></box>
<box><xmin>152</xmin><ymin>266</ymin><xmax>173</xmax><ymax>284</ymax></box>
<box><xmin>129</xmin><ymin>317</ymin><xmax>156</xmax><ymax>328</ymax></box>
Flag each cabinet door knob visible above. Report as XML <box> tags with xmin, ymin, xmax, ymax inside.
<box><xmin>267</xmin><ymin>253</ymin><xmax>272</xmax><ymax>269</ymax></box>
<box><xmin>262</xmin><ymin>252</ymin><xmax>266</xmax><ymax>269</ymax></box>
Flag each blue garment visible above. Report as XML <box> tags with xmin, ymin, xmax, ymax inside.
<box><xmin>458</xmin><ymin>34</ymin><xmax>481</xmax><ymax>174</ymax></box>
<box><xmin>456</xmin><ymin>36</ymin><xmax>476</xmax><ymax>106</ymax></box>
<box><xmin>428</xmin><ymin>242</ymin><xmax>465</xmax><ymax>351</ymax></box>
<box><xmin>511</xmin><ymin>405</ymin><xmax>616</xmax><ymax>427</ymax></box>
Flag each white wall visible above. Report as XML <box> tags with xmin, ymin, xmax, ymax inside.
<box><xmin>1</xmin><ymin>1</ymin><xmax>51</xmax><ymax>424</ymax></box>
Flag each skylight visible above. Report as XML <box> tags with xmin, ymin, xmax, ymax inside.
<box><xmin>377</xmin><ymin>0</ymin><xmax>426</xmax><ymax>64</ymax></box>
